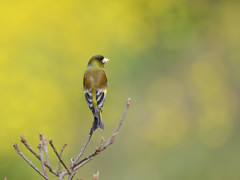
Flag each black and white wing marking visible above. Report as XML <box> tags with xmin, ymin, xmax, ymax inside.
<box><xmin>85</xmin><ymin>89</ymin><xmax>95</xmax><ymax>115</ymax></box>
<box><xmin>95</xmin><ymin>89</ymin><xmax>106</xmax><ymax>115</ymax></box>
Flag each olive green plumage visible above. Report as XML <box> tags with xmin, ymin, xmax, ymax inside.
<box><xmin>83</xmin><ymin>55</ymin><xmax>109</xmax><ymax>133</ymax></box>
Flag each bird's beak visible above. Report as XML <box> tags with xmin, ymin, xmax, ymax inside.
<box><xmin>102</xmin><ymin>57</ymin><xmax>109</xmax><ymax>63</ymax></box>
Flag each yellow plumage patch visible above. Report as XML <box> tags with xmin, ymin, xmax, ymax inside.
<box><xmin>92</xmin><ymin>89</ymin><xmax>97</xmax><ymax>109</ymax></box>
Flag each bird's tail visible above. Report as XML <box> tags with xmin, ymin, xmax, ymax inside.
<box><xmin>91</xmin><ymin>111</ymin><xmax>104</xmax><ymax>132</ymax></box>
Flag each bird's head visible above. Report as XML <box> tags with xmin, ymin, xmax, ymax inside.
<box><xmin>88</xmin><ymin>55</ymin><xmax>109</xmax><ymax>67</ymax></box>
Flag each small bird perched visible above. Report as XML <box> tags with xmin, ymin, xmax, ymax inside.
<box><xmin>83</xmin><ymin>55</ymin><xmax>109</xmax><ymax>133</ymax></box>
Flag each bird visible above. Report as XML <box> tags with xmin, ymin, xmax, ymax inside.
<box><xmin>83</xmin><ymin>55</ymin><xmax>109</xmax><ymax>133</ymax></box>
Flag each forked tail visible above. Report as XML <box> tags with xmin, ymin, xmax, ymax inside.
<box><xmin>91</xmin><ymin>111</ymin><xmax>104</xmax><ymax>133</ymax></box>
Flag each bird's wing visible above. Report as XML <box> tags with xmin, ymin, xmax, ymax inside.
<box><xmin>84</xmin><ymin>88</ymin><xmax>107</xmax><ymax>116</ymax></box>
<box><xmin>84</xmin><ymin>89</ymin><xmax>95</xmax><ymax>115</ymax></box>
<box><xmin>95</xmin><ymin>88</ymin><xmax>107</xmax><ymax>114</ymax></box>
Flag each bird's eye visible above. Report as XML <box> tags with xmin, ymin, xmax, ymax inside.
<box><xmin>98</xmin><ymin>56</ymin><xmax>104</xmax><ymax>61</ymax></box>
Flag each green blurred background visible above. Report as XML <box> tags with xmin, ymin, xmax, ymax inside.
<box><xmin>1</xmin><ymin>0</ymin><xmax>240</xmax><ymax>179</ymax></box>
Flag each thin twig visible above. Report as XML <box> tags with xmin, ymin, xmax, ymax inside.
<box><xmin>58</xmin><ymin>169</ymin><xmax>68</xmax><ymax>180</ymax></box>
<box><xmin>49</xmin><ymin>138</ymin><xmax>71</xmax><ymax>174</ymax></box>
<box><xmin>39</xmin><ymin>133</ymin><xmax>48</xmax><ymax>177</ymax></box>
<box><xmin>68</xmin><ymin>172</ymin><xmax>76</xmax><ymax>180</ymax></box>
<box><xmin>73</xmin><ymin>98</ymin><xmax>131</xmax><ymax>171</ymax></box>
<box><xmin>38</xmin><ymin>144</ymin><xmax>48</xmax><ymax>178</ymax></box>
<box><xmin>61</xmin><ymin>171</ymin><xmax>69</xmax><ymax>179</ymax></box>
<box><xmin>20</xmin><ymin>135</ymin><xmax>58</xmax><ymax>176</ymax></box>
<box><xmin>20</xmin><ymin>135</ymin><xmax>40</xmax><ymax>159</ymax></box>
<box><xmin>40</xmin><ymin>133</ymin><xmax>50</xmax><ymax>166</ymax></box>
<box><xmin>58</xmin><ymin>144</ymin><xmax>67</xmax><ymax>173</ymax></box>
<box><xmin>71</xmin><ymin>133</ymin><xmax>92</xmax><ymax>167</ymax></box>
<box><xmin>13</xmin><ymin>143</ymin><xmax>48</xmax><ymax>180</ymax></box>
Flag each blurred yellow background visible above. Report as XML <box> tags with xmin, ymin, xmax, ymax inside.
<box><xmin>1</xmin><ymin>0</ymin><xmax>240</xmax><ymax>179</ymax></box>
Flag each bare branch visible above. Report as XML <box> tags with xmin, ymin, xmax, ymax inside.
<box><xmin>73</xmin><ymin>98</ymin><xmax>131</xmax><ymax>171</ymax></box>
<box><xmin>14</xmin><ymin>98</ymin><xmax>131</xmax><ymax>180</ymax></box>
<box><xmin>60</xmin><ymin>171</ymin><xmax>69</xmax><ymax>179</ymax></box>
<box><xmin>20</xmin><ymin>135</ymin><xmax>58</xmax><ymax>176</ymax></box>
<box><xmin>58</xmin><ymin>144</ymin><xmax>67</xmax><ymax>173</ymax></box>
<box><xmin>111</xmin><ymin>97</ymin><xmax>131</xmax><ymax>135</ymax></box>
<box><xmin>41</xmin><ymin>134</ymin><xmax>50</xmax><ymax>166</ymax></box>
<box><xmin>71</xmin><ymin>133</ymin><xmax>92</xmax><ymax>167</ymax></box>
<box><xmin>38</xmin><ymin>144</ymin><xmax>48</xmax><ymax>178</ymax></box>
<box><xmin>68</xmin><ymin>172</ymin><xmax>76</xmax><ymax>180</ymax></box>
<box><xmin>49</xmin><ymin>138</ymin><xmax>71</xmax><ymax>174</ymax></box>
<box><xmin>13</xmin><ymin>143</ymin><xmax>48</xmax><ymax>180</ymax></box>
<box><xmin>20</xmin><ymin>135</ymin><xmax>40</xmax><ymax>160</ymax></box>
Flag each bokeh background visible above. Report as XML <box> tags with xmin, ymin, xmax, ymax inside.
<box><xmin>1</xmin><ymin>0</ymin><xmax>240</xmax><ymax>179</ymax></box>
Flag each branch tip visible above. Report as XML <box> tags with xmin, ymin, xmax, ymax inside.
<box><xmin>43</xmin><ymin>136</ymin><xmax>47</xmax><ymax>145</ymax></box>
<box><xmin>20</xmin><ymin>135</ymin><xmax>27</xmax><ymax>143</ymax></box>
<box><xmin>39</xmin><ymin>132</ymin><xmax>43</xmax><ymax>140</ymax></box>
<box><xmin>101</xmin><ymin>137</ymin><xmax>105</xmax><ymax>145</ymax></box>
<box><xmin>13</xmin><ymin>143</ymin><xmax>20</xmax><ymax>152</ymax></box>
<box><xmin>93</xmin><ymin>171</ymin><xmax>99</xmax><ymax>180</ymax></box>
<box><xmin>127</xmin><ymin>97</ymin><xmax>131</xmax><ymax>107</ymax></box>
<box><xmin>49</xmin><ymin>138</ymin><xmax>71</xmax><ymax>174</ymax></box>
<box><xmin>95</xmin><ymin>147</ymin><xmax>100</xmax><ymax>152</ymax></box>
